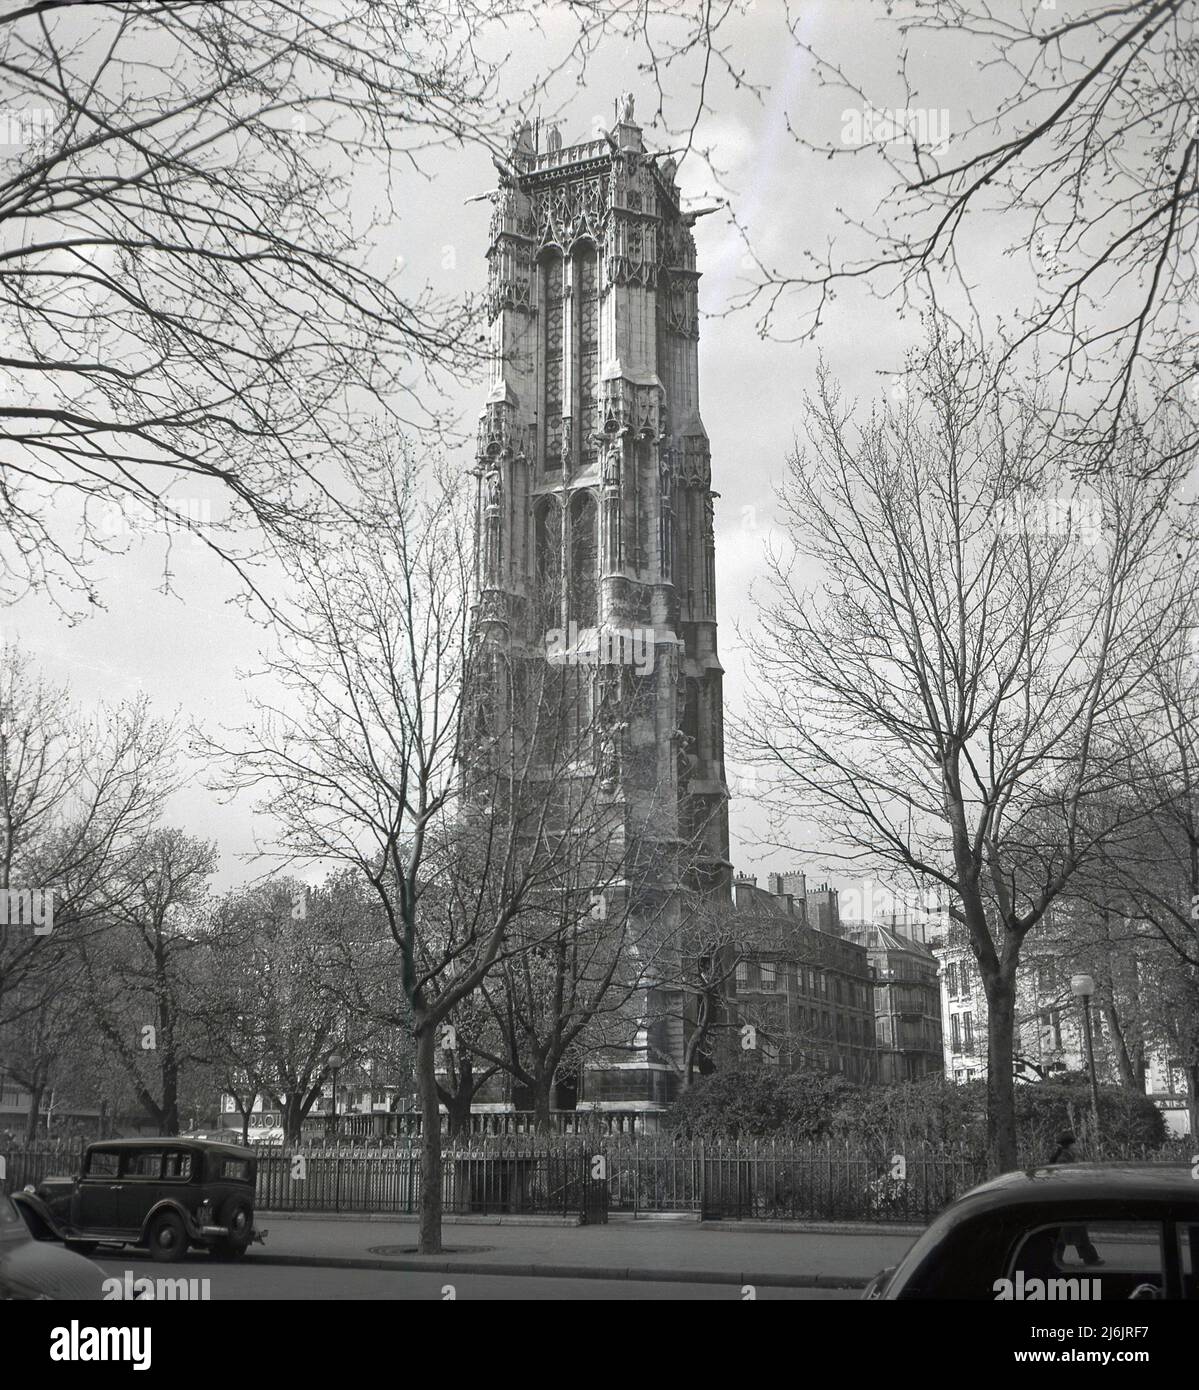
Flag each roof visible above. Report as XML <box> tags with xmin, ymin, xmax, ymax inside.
<box><xmin>86</xmin><ymin>1137</ymin><xmax>251</xmax><ymax>1160</ymax></box>
<box><xmin>962</xmin><ymin>1162</ymin><xmax>1199</xmax><ymax>1208</ymax></box>
<box><xmin>841</xmin><ymin>921</ymin><xmax>938</xmax><ymax>959</ymax></box>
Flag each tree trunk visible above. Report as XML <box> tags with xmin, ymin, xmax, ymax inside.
<box><xmin>283</xmin><ymin>1095</ymin><xmax>304</xmax><ymax>1145</ymax></box>
<box><xmin>416</xmin><ymin>1024</ymin><xmax>443</xmax><ymax>1255</ymax></box>
<box><xmin>683</xmin><ymin>993</ymin><xmax>711</xmax><ymax>1089</ymax></box>
<box><xmin>984</xmin><ymin>969</ymin><xmax>1018</xmax><ymax>1173</ymax></box>
<box><xmin>24</xmin><ymin>1083</ymin><xmax>44</xmax><ymax>1144</ymax></box>
<box><xmin>161</xmin><ymin>1067</ymin><xmax>179</xmax><ymax>1136</ymax></box>
<box><xmin>440</xmin><ymin>1054</ymin><xmax>476</xmax><ymax>1140</ymax></box>
<box><xmin>1101</xmin><ymin>996</ymin><xmax>1138</xmax><ymax>1090</ymax></box>
<box><xmin>531</xmin><ymin>1072</ymin><xmax>555</xmax><ymax>1135</ymax></box>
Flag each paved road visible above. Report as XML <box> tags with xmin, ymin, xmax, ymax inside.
<box><xmin>95</xmin><ymin>1256</ymin><xmax>854</xmax><ymax>1300</ymax></box>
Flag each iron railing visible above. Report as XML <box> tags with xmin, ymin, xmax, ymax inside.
<box><xmin>3</xmin><ymin>1136</ymin><xmax>1192</xmax><ymax>1224</ymax></box>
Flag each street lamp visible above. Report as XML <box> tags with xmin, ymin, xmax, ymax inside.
<box><xmin>1070</xmin><ymin>974</ymin><xmax>1102</xmax><ymax>1154</ymax></box>
<box><xmin>328</xmin><ymin>1052</ymin><xmax>345</xmax><ymax>1136</ymax></box>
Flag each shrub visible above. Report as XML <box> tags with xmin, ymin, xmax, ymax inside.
<box><xmin>831</xmin><ymin>1075</ymin><xmax>986</xmax><ymax>1155</ymax></box>
<box><xmin>1015</xmin><ymin>1073</ymin><xmax>1166</xmax><ymax>1159</ymax></box>
<box><xmin>665</xmin><ymin>1066</ymin><xmax>858</xmax><ymax>1140</ymax></box>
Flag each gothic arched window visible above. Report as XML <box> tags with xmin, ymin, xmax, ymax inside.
<box><xmin>541</xmin><ymin>251</ymin><xmax>563</xmax><ymax>473</ymax></box>
<box><xmin>574</xmin><ymin>242</ymin><xmax>599</xmax><ymax>468</ymax></box>
<box><xmin>569</xmin><ymin>489</ymin><xmax>598</xmax><ymax>628</ymax></box>
<box><xmin>534</xmin><ymin>494</ymin><xmax>562</xmax><ymax>632</ymax></box>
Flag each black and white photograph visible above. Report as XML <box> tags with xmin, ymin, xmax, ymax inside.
<box><xmin>0</xmin><ymin>0</ymin><xmax>1196</xmax><ymax>1362</ymax></box>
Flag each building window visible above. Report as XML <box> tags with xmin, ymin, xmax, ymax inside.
<box><xmin>568</xmin><ymin>490</ymin><xmax>598</xmax><ymax>627</ymax></box>
<box><xmin>542</xmin><ymin>251</ymin><xmax>563</xmax><ymax>471</ymax></box>
<box><xmin>760</xmin><ymin>961</ymin><xmax>776</xmax><ymax>991</ymax></box>
<box><xmin>962</xmin><ymin>1011</ymin><xmax>974</xmax><ymax>1053</ymax></box>
<box><xmin>534</xmin><ymin>495</ymin><xmax>562</xmax><ymax>632</ymax></box>
<box><xmin>576</xmin><ymin>244</ymin><xmax>599</xmax><ymax>466</ymax></box>
<box><xmin>735</xmin><ymin>960</ymin><xmax>748</xmax><ymax>988</ymax></box>
<box><xmin>951</xmin><ymin>1013</ymin><xmax>962</xmax><ymax>1052</ymax></box>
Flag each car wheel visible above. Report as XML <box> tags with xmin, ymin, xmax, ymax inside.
<box><xmin>147</xmin><ymin>1211</ymin><xmax>189</xmax><ymax>1263</ymax></box>
<box><xmin>216</xmin><ymin>1196</ymin><xmax>253</xmax><ymax>1257</ymax></box>
<box><xmin>64</xmin><ymin>1240</ymin><xmax>98</xmax><ymax>1256</ymax></box>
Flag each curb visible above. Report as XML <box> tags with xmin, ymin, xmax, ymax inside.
<box><xmin>240</xmin><ymin>1251</ymin><xmax>869</xmax><ymax>1289</ymax></box>
<box><xmin>700</xmin><ymin>1219</ymin><xmax>925</xmax><ymax>1237</ymax></box>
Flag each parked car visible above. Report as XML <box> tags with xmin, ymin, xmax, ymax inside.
<box><xmin>1</xmin><ymin>1191</ymin><xmax>110</xmax><ymax>1299</ymax></box>
<box><xmin>864</xmin><ymin>1164</ymin><xmax>1199</xmax><ymax>1300</ymax></box>
<box><xmin>13</xmin><ymin>1138</ymin><xmax>266</xmax><ymax>1263</ymax></box>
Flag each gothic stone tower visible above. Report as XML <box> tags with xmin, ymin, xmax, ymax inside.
<box><xmin>471</xmin><ymin>99</ymin><xmax>731</xmax><ymax>1107</ymax></box>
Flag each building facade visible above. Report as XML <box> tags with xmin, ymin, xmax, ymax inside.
<box><xmin>839</xmin><ymin>922</ymin><xmax>943</xmax><ymax>1083</ymax></box>
<box><xmin>726</xmin><ymin>875</ymin><xmax>876</xmax><ymax>1083</ymax></box>
<box><xmin>469</xmin><ymin>100</ymin><xmax>731</xmax><ymax>1107</ymax></box>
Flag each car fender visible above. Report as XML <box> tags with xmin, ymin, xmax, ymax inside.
<box><xmin>11</xmin><ymin>1189</ymin><xmax>69</xmax><ymax>1242</ymax></box>
<box><xmin>139</xmin><ymin>1197</ymin><xmax>200</xmax><ymax>1243</ymax></box>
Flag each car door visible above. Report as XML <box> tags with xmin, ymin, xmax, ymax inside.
<box><xmin>159</xmin><ymin>1148</ymin><xmax>198</xmax><ymax>1222</ymax></box>
<box><xmin>118</xmin><ymin>1149</ymin><xmax>165</xmax><ymax>1236</ymax></box>
<box><xmin>75</xmin><ymin>1148</ymin><xmax>123</xmax><ymax>1232</ymax></box>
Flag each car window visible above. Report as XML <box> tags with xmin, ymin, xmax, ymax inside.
<box><xmin>1008</xmin><ymin>1221</ymin><xmax>1165</xmax><ymax>1300</ymax></box>
<box><xmin>86</xmin><ymin>1150</ymin><xmax>120</xmax><ymax>1178</ymax></box>
<box><xmin>221</xmin><ymin>1158</ymin><xmax>251</xmax><ymax>1182</ymax></box>
<box><xmin>162</xmin><ymin>1152</ymin><xmax>193</xmax><ymax>1181</ymax></box>
<box><xmin>1179</xmin><ymin>1224</ymin><xmax>1199</xmax><ymax>1300</ymax></box>
<box><xmin>0</xmin><ymin>1195</ymin><xmax>20</xmax><ymax>1227</ymax></box>
<box><xmin>122</xmin><ymin>1151</ymin><xmax>163</xmax><ymax>1179</ymax></box>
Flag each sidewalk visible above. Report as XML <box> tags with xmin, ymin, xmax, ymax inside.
<box><xmin>250</xmin><ymin>1213</ymin><xmax>922</xmax><ymax>1288</ymax></box>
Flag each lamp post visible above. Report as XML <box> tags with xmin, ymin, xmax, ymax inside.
<box><xmin>328</xmin><ymin>1052</ymin><xmax>345</xmax><ymax>1137</ymax></box>
<box><xmin>1070</xmin><ymin>974</ymin><xmax>1102</xmax><ymax>1154</ymax></box>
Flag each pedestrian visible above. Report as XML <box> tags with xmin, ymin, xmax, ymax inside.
<box><xmin>1046</xmin><ymin>1131</ymin><xmax>1103</xmax><ymax>1266</ymax></box>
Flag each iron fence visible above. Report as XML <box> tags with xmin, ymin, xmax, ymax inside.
<box><xmin>0</xmin><ymin>1139</ymin><xmax>84</xmax><ymax>1194</ymax></box>
<box><xmin>254</xmin><ymin>1143</ymin><xmax>595</xmax><ymax>1219</ymax></box>
<box><xmin>2</xmin><ymin>1135</ymin><xmax>1192</xmax><ymax>1224</ymax></box>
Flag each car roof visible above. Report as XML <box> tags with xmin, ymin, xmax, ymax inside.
<box><xmin>86</xmin><ymin>1137</ymin><xmax>252</xmax><ymax>1160</ymax></box>
<box><xmin>961</xmin><ymin>1162</ymin><xmax>1199</xmax><ymax>1207</ymax></box>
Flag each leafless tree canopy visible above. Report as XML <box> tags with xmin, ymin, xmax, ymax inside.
<box><xmin>734</xmin><ymin>0</ymin><xmax>1198</xmax><ymax>465</ymax></box>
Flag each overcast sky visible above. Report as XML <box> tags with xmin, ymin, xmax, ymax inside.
<box><xmin>7</xmin><ymin>0</ymin><xmax>1065</xmax><ymax>895</ymax></box>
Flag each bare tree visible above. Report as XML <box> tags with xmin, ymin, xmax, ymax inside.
<box><xmin>739</xmin><ymin>0</ymin><xmax>1198</xmax><ymax>465</ymax></box>
<box><xmin>739</xmin><ymin>323</ymin><xmax>1194</xmax><ymax>1171</ymax></box>
<box><xmin>208</xmin><ymin>451</ymin><xmax>625</xmax><ymax>1250</ymax></box>
<box><xmin>203</xmin><ymin>875</ymin><xmax>373</xmax><ymax>1143</ymax></box>
<box><xmin>0</xmin><ymin>976</ymin><xmax>91</xmax><ymax>1141</ymax></box>
<box><xmin>0</xmin><ymin>644</ymin><xmax>177</xmax><ymax>1030</ymax></box>
<box><xmin>79</xmin><ymin>827</ymin><xmax>218</xmax><ymax>1135</ymax></box>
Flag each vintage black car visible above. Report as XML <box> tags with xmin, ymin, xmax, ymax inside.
<box><xmin>864</xmin><ymin>1164</ymin><xmax>1199</xmax><ymax>1300</ymax></box>
<box><xmin>13</xmin><ymin>1138</ymin><xmax>265</xmax><ymax>1262</ymax></box>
